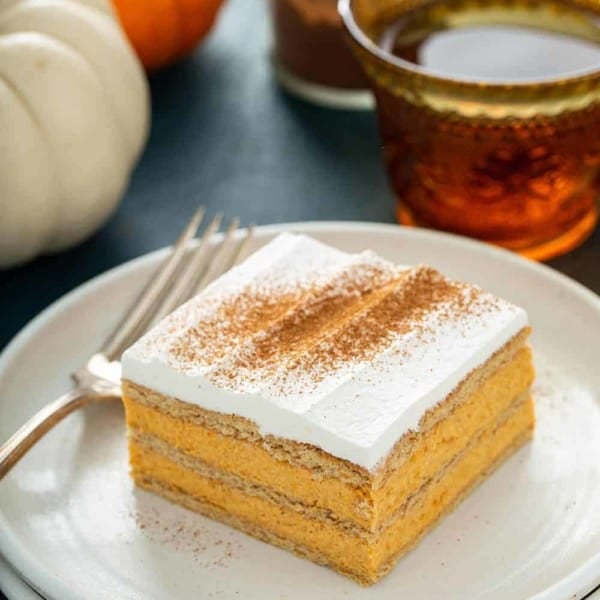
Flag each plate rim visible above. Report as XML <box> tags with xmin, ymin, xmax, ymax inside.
<box><xmin>1</xmin><ymin>221</ymin><xmax>599</xmax><ymax>600</ymax></box>
<box><xmin>2</xmin><ymin>222</ymin><xmax>599</xmax><ymax>361</ymax></box>
<box><xmin>0</xmin><ymin>554</ymin><xmax>43</xmax><ymax>600</ymax></box>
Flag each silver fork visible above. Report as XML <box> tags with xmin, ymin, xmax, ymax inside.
<box><xmin>0</xmin><ymin>208</ymin><xmax>254</xmax><ymax>480</ymax></box>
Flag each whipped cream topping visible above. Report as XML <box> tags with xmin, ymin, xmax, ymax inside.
<box><xmin>122</xmin><ymin>233</ymin><xmax>528</xmax><ymax>471</ymax></box>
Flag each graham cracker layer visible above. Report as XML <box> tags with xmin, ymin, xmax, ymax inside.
<box><xmin>123</xmin><ymin>327</ymin><xmax>530</xmax><ymax>484</ymax></box>
<box><xmin>131</xmin><ymin>394</ymin><xmax>534</xmax><ymax>585</ymax></box>
<box><xmin>129</xmin><ymin>390</ymin><xmax>531</xmax><ymax>539</ymax></box>
<box><xmin>123</xmin><ymin>330</ymin><xmax>533</xmax><ymax>530</ymax></box>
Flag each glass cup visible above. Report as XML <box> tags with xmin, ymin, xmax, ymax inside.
<box><xmin>339</xmin><ymin>0</ymin><xmax>600</xmax><ymax>260</ymax></box>
<box><xmin>269</xmin><ymin>0</ymin><xmax>374</xmax><ymax>109</ymax></box>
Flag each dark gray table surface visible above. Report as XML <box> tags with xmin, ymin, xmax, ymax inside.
<box><xmin>1</xmin><ymin>0</ymin><xmax>599</xmax><ymax>352</ymax></box>
<box><xmin>0</xmin><ymin>0</ymin><xmax>599</xmax><ymax>598</ymax></box>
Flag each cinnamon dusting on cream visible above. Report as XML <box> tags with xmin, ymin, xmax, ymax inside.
<box><xmin>166</xmin><ymin>259</ymin><xmax>491</xmax><ymax>393</ymax></box>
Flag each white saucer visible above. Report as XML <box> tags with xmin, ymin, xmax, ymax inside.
<box><xmin>1</xmin><ymin>223</ymin><xmax>599</xmax><ymax>600</ymax></box>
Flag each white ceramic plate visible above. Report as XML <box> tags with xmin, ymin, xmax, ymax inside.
<box><xmin>0</xmin><ymin>555</ymin><xmax>43</xmax><ymax>600</ymax></box>
<box><xmin>1</xmin><ymin>223</ymin><xmax>599</xmax><ymax>600</ymax></box>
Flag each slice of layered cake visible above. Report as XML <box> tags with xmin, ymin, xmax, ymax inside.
<box><xmin>121</xmin><ymin>233</ymin><xmax>535</xmax><ymax>585</ymax></box>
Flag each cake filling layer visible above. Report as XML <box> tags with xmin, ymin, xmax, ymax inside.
<box><xmin>122</xmin><ymin>233</ymin><xmax>529</xmax><ymax>470</ymax></box>
<box><xmin>131</xmin><ymin>394</ymin><xmax>534</xmax><ymax>584</ymax></box>
<box><xmin>129</xmin><ymin>391</ymin><xmax>531</xmax><ymax>538</ymax></box>
<box><xmin>123</xmin><ymin>340</ymin><xmax>534</xmax><ymax>529</ymax></box>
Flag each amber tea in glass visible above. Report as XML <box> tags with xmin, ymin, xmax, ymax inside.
<box><xmin>340</xmin><ymin>0</ymin><xmax>600</xmax><ymax>260</ymax></box>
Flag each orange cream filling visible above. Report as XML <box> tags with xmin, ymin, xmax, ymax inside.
<box><xmin>124</xmin><ymin>347</ymin><xmax>533</xmax><ymax>530</ymax></box>
<box><xmin>130</xmin><ymin>395</ymin><xmax>534</xmax><ymax>583</ymax></box>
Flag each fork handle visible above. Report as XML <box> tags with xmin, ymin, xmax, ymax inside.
<box><xmin>0</xmin><ymin>387</ymin><xmax>119</xmax><ymax>480</ymax></box>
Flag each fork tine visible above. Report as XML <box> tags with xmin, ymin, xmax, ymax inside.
<box><xmin>100</xmin><ymin>207</ymin><xmax>205</xmax><ymax>361</ymax></box>
<box><xmin>189</xmin><ymin>217</ymin><xmax>241</xmax><ymax>298</ymax></box>
<box><xmin>148</xmin><ymin>213</ymin><xmax>224</xmax><ymax>326</ymax></box>
<box><xmin>228</xmin><ymin>224</ymin><xmax>255</xmax><ymax>268</ymax></box>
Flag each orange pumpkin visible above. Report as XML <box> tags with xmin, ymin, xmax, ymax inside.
<box><xmin>112</xmin><ymin>0</ymin><xmax>225</xmax><ymax>71</ymax></box>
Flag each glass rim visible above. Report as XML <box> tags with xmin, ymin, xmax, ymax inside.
<box><xmin>337</xmin><ymin>0</ymin><xmax>600</xmax><ymax>89</ymax></box>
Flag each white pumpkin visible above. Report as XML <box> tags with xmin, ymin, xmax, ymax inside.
<box><xmin>0</xmin><ymin>0</ymin><xmax>149</xmax><ymax>267</ymax></box>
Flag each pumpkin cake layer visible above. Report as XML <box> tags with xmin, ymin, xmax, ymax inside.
<box><xmin>121</xmin><ymin>233</ymin><xmax>535</xmax><ymax>585</ymax></box>
<box><xmin>128</xmin><ymin>393</ymin><xmax>533</xmax><ymax>584</ymax></box>
<box><xmin>122</xmin><ymin>333</ymin><xmax>533</xmax><ymax>531</ymax></box>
